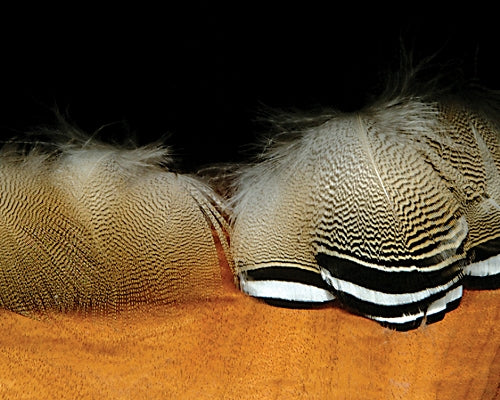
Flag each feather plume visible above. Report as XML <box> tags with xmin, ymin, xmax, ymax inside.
<box><xmin>230</xmin><ymin>69</ymin><xmax>500</xmax><ymax>330</ymax></box>
<box><xmin>0</xmin><ymin>126</ymin><xmax>232</xmax><ymax>314</ymax></box>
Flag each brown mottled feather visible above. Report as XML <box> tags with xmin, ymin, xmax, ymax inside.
<box><xmin>0</xmin><ymin>136</ymin><xmax>233</xmax><ymax>314</ymax></box>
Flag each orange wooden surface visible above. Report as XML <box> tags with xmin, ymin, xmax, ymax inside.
<box><xmin>0</xmin><ymin>279</ymin><xmax>498</xmax><ymax>399</ymax></box>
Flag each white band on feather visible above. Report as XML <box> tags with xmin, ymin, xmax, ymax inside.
<box><xmin>320</xmin><ymin>268</ymin><xmax>461</xmax><ymax>306</ymax></box>
<box><xmin>464</xmin><ymin>254</ymin><xmax>500</xmax><ymax>277</ymax></box>
<box><xmin>368</xmin><ymin>311</ymin><xmax>425</xmax><ymax>325</ymax></box>
<box><xmin>239</xmin><ymin>278</ymin><xmax>335</xmax><ymax>302</ymax></box>
<box><xmin>426</xmin><ymin>285</ymin><xmax>463</xmax><ymax>316</ymax></box>
<box><xmin>364</xmin><ymin>286</ymin><xmax>463</xmax><ymax>325</ymax></box>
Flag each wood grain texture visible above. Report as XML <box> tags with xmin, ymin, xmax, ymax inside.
<box><xmin>0</xmin><ymin>269</ymin><xmax>498</xmax><ymax>399</ymax></box>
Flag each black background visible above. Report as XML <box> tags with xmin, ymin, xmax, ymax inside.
<box><xmin>1</xmin><ymin>4</ymin><xmax>499</xmax><ymax>171</ymax></box>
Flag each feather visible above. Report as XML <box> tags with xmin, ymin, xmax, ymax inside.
<box><xmin>0</xmin><ymin>128</ymin><xmax>233</xmax><ymax>315</ymax></box>
<box><xmin>231</xmin><ymin>78</ymin><xmax>500</xmax><ymax>330</ymax></box>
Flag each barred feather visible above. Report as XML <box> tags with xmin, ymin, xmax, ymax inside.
<box><xmin>231</xmin><ymin>85</ymin><xmax>500</xmax><ymax>330</ymax></box>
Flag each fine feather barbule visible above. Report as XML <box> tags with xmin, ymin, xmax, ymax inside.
<box><xmin>0</xmin><ymin>129</ymin><xmax>233</xmax><ymax>314</ymax></box>
<box><xmin>231</xmin><ymin>81</ymin><xmax>500</xmax><ymax>330</ymax></box>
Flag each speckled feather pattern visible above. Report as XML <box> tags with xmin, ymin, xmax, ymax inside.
<box><xmin>0</xmin><ymin>139</ymin><xmax>232</xmax><ymax>314</ymax></box>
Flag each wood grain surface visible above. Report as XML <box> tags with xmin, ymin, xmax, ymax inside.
<box><xmin>0</xmin><ymin>272</ymin><xmax>498</xmax><ymax>400</ymax></box>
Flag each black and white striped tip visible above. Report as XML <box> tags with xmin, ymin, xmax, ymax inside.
<box><xmin>238</xmin><ymin>264</ymin><xmax>335</xmax><ymax>307</ymax></box>
<box><xmin>319</xmin><ymin>263</ymin><xmax>464</xmax><ymax>331</ymax></box>
<box><xmin>464</xmin><ymin>253</ymin><xmax>500</xmax><ymax>290</ymax></box>
<box><xmin>238</xmin><ymin>261</ymin><xmax>464</xmax><ymax>331</ymax></box>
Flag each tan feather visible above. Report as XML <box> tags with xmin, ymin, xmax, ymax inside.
<box><xmin>0</xmin><ymin>132</ymin><xmax>233</xmax><ymax>314</ymax></box>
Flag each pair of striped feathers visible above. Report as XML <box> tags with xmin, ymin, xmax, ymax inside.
<box><xmin>1</xmin><ymin>86</ymin><xmax>499</xmax><ymax>330</ymax></box>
